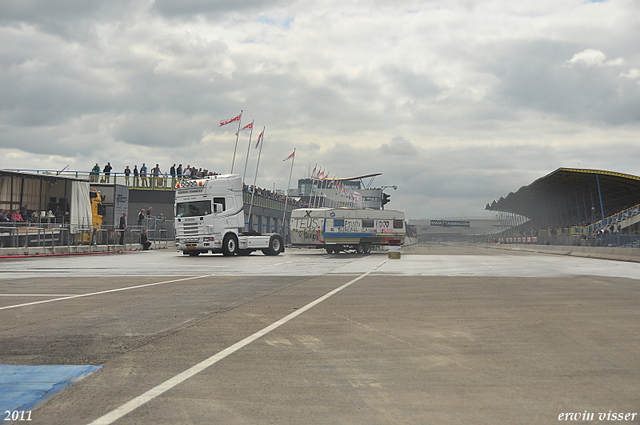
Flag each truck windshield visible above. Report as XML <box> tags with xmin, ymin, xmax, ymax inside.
<box><xmin>176</xmin><ymin>201</ymin><xmax>211</xmax><ymax>218</ymax></box>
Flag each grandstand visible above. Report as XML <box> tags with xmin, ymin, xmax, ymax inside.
<box><xmin>485</xmin><ymin>168</ymin><xmax>640</xmax><ymax>247</ymax></box>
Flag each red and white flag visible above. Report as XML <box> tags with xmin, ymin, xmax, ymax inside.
<box><xmin>241</xmin><ymin>122</ymin><xmax>253</xmax><ymax>131</ymax></box>
<box><xmin>220</xmin><ymin>113</ymin><xmax>241</xmax><ymax>126</ymax></box>
<box><xmin>283</xmin><ymin>151</ymin><xmax>295</xmax><ymax>161</ymax></box>
<box><xmin>255</xmin><ymin>130</ymin><xmax>264</xmax><ymax>148</ymax></box>
<box><xmin>311</xmin><ymin>165</ymin><xmax>317</xmax><ymax>178</ymax></box>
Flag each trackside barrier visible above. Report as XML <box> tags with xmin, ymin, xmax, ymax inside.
<box><xmin>0</xmin><ymin>222</ymin><xmax>177</xmax><ymax>255</ymax></box>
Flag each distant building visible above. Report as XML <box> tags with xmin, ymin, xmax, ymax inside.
<box><xmin>296</xmin><ymin>173</ymin><xmax>388</xmax><ymax>210</ymax></box>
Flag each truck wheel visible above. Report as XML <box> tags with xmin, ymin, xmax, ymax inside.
<box><xmin>222</xmin><ymin>234</ymin><xmax>238</xmax><ymax>256</ymax></box>
<box><xmin>325</xmin><ymin>247</ymin><xmax>334</xmax><ymax>254</ymax></box>
<box><xmin>355</xmin><ymin>244</ymin><xmax>364</xmax><ymax>254</ymax></box>
<box><xmin>263</xmin><ymin>235</ymin><xmax>283</xmax><ymax>256</ymax></box>
<box><xmin>362</xmin><ymin>243</ymin><xmax>371</xmax><ymax>254</ymax></box>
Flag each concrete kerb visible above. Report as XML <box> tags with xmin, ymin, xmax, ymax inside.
<box><xmin>484</xmin><ymin>243</ymin><xmax>640</xmax><ymax>263</ymax></box>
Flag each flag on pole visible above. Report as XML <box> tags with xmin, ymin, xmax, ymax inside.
<box><xmin>220</xmin><ymin>113</ymin><xmax>242</xmax><ymax>126</ymax></box>
<box><xmin>283</xmin><ymin>151</ymin><xmax>295</xmax><ymax>161</ymax></box>
<box><xmin>255</xmin><ymin>129</ymin><xmax>264</xmax><ymax>148</ymax></box>
<box><xmin>241</xmin><ymin>122</ymin><xmax>253</xmax><ymax>131</ymax></box>
<box><xmin>311</xmin><ymin>165</ymin><xmax>317</xmax><ymax>178</ymax></box>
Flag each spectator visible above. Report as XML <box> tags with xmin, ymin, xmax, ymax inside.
<box><xmin>0</xmin><ymin>209</ymin><xmax>10</xmax><ymax>222</ymax></box>
<box><xmin>91</xmin><ymin>163</ymin><xmax>100</xmax><ymax>182</ymax></box>
<box><xmin>176</xmin><ymin>164</ymin><xmax>183</xmax><ymax>178</ymax></box>
<box><xmin>133</xmin><ymin>165</ymin><xmax>139</xmax><ymax>188</ymax></box>
<box><xmin>151</xmin><ymin>164</ymin><xmax>161</xmax><ymax>188</ymax></box>
<box><xmin>11</xmin><ymin>210</ymin><xmax>23</xmax><ymax>221</ymax></box>
<box><xmin>137</xmin><ymin>209</ymin><xmax>145</xmax><ymax>227</ymax></box>
<box><xmin>124</xmin><ymin>166</ymin><xmax>131</xmax><ymax>186</ymax></box>
<box><xmin>20</xmin><ymin>205</ymin><xmax>33</xmax><ymax>223</ymax></box>
<box><xmin>140</xmin><ymin>229</ymin><xmax>151</xmax><ymax>250</ymax></box>
<box><xmin>103</xmin><ymin>162</ymin><xmax>112</xmax><ymax>183</ymax></box>
<box><xmin>119</xmin><ymin>212</ymin><xmax>127</xmax><ymax>245</ymax></box>
<box><xmin>140</xmin><ymin>163</ymin><xmax>148</xmax><ymax>187</ymax></box>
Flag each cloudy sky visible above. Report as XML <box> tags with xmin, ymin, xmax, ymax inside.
<box><xmin>1</xmin><ymin>0</ymin><xmax>639</xmax><ymax>218</ymax></box>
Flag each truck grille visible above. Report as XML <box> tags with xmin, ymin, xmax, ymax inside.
<box><xmin>179</xmin><ymin>222</ymin><xmax>201</xmax><ymax>237</ymax></box>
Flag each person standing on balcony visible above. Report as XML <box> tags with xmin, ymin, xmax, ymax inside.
<box><xmin>133</xmin><ymin>165</ymin><xmax>139</xmax><ymax>187</ymax></box>
<box><xmin>91</xmin><ymin>163</ymin><xmax>100</xmax><ymax>182</ymax></box>
<box><xmin>140</xmin><ymin>163</ymin><xmax>148</xmax><ymax>187</ymax></box>
<box><xmin>103</xmin><ymin>162</ymin><xmax>112</xmax><ymax>183</ymax></box>
<box><xmin>170</xmin><ymin>164</ymin><xmax>176</xmax><ymax>188</ymax></box>
<box><xmin>124</xmin><ymin>166</ymin><xmax>131</xmax><ymax>186</ymax></box>
<box><xmin>151</xmin><ymin>164</ymin><xmax>161</xmax><ymax>188</ymax></box>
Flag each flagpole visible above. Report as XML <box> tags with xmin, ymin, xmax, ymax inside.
<box><xmin>309</xmin><ymin>163</ymin><xmax>317</xmax><ymax>208</ymax></box>
<box><xmin>310</xmin><ymin>174</ymin><xmax>316</xmax><ymax>208</ymax></box>
<box><xmin>247</xmin><ymin>126</ymin><xmax>265</xmax><ymax>232</ymax></box>
<box><xmin>319</xmin><ymin>175</ymin><xmax>326</xmax><ymax>208</ymax></box>
<box><xmin>230</xmin><ymin>110</ymin><xmax>243</xmax><ymax>174</ymax></box>
<box><xmin>314</xmin><ymin>170</ymin><xmax>322</xmax><ymax>208</ymax></box>
<box><xmin>282</xmin><ymin>148</ymin><xmax>296</xmax><ymax>241</ymax></box>
<box><xmin>311</xmin><ymin>169</ymin><xmax>320</xmax><ymax>208</ymax></box>
<box><xmin>242</xmin><ymin>120</ymin><xmax>255</xmax><ymax>183</ymax></box>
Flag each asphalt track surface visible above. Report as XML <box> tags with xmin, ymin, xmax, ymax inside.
<box><xmin>1</xmin><ymin>244</ymin><xmax>639</xmax><ymax>424</ymax></box>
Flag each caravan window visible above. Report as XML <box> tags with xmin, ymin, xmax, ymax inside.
<box><xmin>362</xmin><ymin>219</ymin><xmax>374</xmax><ymax>228</ymax></box>
<box><xmin>393</xmin><ymin>220</ymin><xmax>404</xmax><ymax>229</ymax></box>
<box><xmin>176</xmin><ymin>201</ymin><xmax>211</xmax><ymax>217</ymax></box>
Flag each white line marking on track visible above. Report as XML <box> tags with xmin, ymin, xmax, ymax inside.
<box><xmin>0</xmin><ymin>276</ymin><xmax>211</xmax><ymax>311</ymax></box>
<box><xmin>0</xmin><ymin>294</ymin><xmax>78</xmax><ymax>297</ymax></box>
<box><xmin>87</xmin><ymin>259</ymin><xmax>388</xmax><ymax>425</ymax></box>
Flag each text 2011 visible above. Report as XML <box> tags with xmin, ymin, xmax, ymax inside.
<box><xmin>3</xmin><ymin>411</ymin><xmax>32</xmax><ymax>421</ymax></box>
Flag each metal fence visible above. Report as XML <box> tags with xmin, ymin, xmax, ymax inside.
<box><xmin>0</xmin><ymin>220</ymin><xmax>172</xmax><ymax>252</ymax></box>
<box><xmin>538</xmin><ymin>233</ymin><xmax>640</xmax><ymax>249</ymax></box>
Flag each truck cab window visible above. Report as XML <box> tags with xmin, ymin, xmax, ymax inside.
<box><xmin>213</xmin><ymin>197</ymin><xmax>226</xmax><ymax>212</ymax></box>
<box><xmin>176</xmin><ymin>201</ymin><xmax>211</xmax><ymax>217</ymax></box>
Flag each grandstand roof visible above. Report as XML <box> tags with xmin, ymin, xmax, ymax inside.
<box><xmin>485</xmin><ymin>168</ymin><xmax>640</xmax><ymax>227</ymax></box>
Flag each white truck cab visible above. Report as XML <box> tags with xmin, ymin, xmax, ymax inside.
<box><xmin>174</xmin><ymin>174</ymin><xmax>283</xmax><ymax>256</ymax></box>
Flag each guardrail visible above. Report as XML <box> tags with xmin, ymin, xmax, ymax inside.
<box><xmin>0</xmin><ymin>221</ymin><xmax>172</xmax><ymax>254</ymax></box>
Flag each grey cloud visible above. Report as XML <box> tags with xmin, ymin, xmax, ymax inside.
<box><xmin>151</xmin><ymin>0</ymin><xmax>291</xmax><ymax>18</ymax></box>
<box><xmin>489</xmin><ymin>41</ymin><xmax>640</xmax><ymax>125</ymax></box>
<box><xmin>0</xmin><ymin>0</ymin><xmax>140</xmax><ymax>38</ymax></box>
<box><xmin>379</xmin><ymin>136</ymin><xmax>419</xmax><ymax>157</ymax></box>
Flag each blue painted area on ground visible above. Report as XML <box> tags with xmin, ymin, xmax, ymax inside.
<box><xmin>0</xmin><ymin>364</ymin><xmax>101</xmax><ymax>412</ymax></box>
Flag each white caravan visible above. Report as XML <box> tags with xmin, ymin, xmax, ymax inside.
<box><xmin>289</xmin><ymin>207</ymin><xmax>405</xmax><ymax>254</ymax></box>
<box><xmin>174</xmin><ymin>174</ymin><xmax>284</xmax><ymax>256</ymax></box>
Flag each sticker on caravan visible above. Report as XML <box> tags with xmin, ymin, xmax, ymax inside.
<box><xmin>376</xmin><ymin>220</ymin><xmax>392</xmax><ymax>233</ymax></box>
